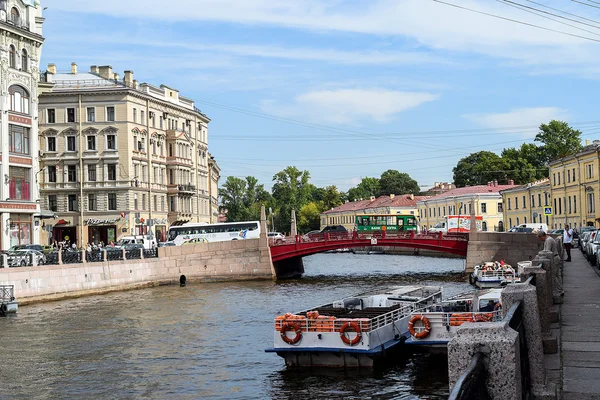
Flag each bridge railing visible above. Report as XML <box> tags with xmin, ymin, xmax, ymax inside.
<box><xmin>269</xmin><ymin>231</ymin><xmax>469</xmax><ymax>246</ymax></box>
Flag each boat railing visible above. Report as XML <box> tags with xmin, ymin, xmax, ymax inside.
<box><xmin>476</xmin><ymin>269</ymin><xmax>516</xmax><ymax>279</ymax></box>
<box><xmin>0</xmin><ymin>285</ymin><xmax>14</xmax><ymax>301</ymax></box>
<box><xmin>442</xmin><ymin>309</ymin><xmax>503</xmax><ymax>326</ymax></box>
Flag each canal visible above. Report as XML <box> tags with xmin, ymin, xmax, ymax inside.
<box><xmin>0</xmin><ymin>253</ymin><xmax>470</xmax><ymax>399</ymax></box>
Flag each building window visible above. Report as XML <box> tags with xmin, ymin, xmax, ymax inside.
<box><xmin>498</xmin><ymin>202</ymin><xmax>503</xmax><ymax>213</ymax></box>
<box><xmin>105</xmin><ymin>134</ymin><xmax>116</xmax><ymax>150</ymax></box>
<box><xmin>67</xmin><ymin>136</ymin><xmax>76</xmax><ymax>152</ymax></box>
<box><xmin>544</xmin><ymin>192</ymin><xmax>548</xmax><ymax>205</ymax></box>
<box><xmin>88</xmin><ymin>165</ymin><xmax>96</xmax><ymax>182</ymax></box>
<box><xmin>67</xmin><ymin>165</ymin><xmax>77</xmax><ymax>182</ymax></box>
<box><xmin>47</xmin><ymin>166</ymin><xmax>56</xmax><ymax>183</ymax></box>
<box><xmin>587</xmin><ymin>164</ymin><xmax>594</xmax><ymax>179</ymax></box>
<box><xmin>160</xmin><ymin>116</ymin><xmax>163</xmax><ymax>129</ymax></box>
<box><xmin>554</xmin><ymin>198</ymin><xmax>557</xmax><ymax>215</ymax></box>
<box><xmin>574</xmin><ymin>196</ymin><xmax>577</xmax><ymax>213</ymax></box>
<box><xmin>47</xmin><ymin>137</ymin><xmax>56</xmax><ymax>152</ymax></box>
<box><xmin>86</xmin><ymin>107</ymin><xmax>95</xmax><ymax>122</ymax></box>
<box><xmin>106</xmin><ymin>106</ymin><xmax>115</xmax><ymax>122</ymax></box>
<box><xmin>88</xmin><ymin>194</ymin><xmax>97</xmax><ymax>211</ymax></box>
<box><xmin>134</xmin><ymin>194</ymin><xmax>138</xmax><ymax>210</ymax></box>
<box><xmin>133</xmin><ymin>108</ymin><xmax>137</xmax><ymax>123</ymax></box>
<box><xmin>9</xmin><ymin>85</ymin><xmax>29</xmax><ymax>114</ymax></box>
<box><xmin>47</xmin><ymin>108</ymin><xmax>56</xmax><ymax>124</ymax></box>
<box><xmin>21</xmin><ymin>49</ymin><xmax>27</xmax><ymax>71</ymax></box>
<box><xmin>107</xmin><ymin>164</ymin><xmax>116</xmax><ymax>181</ymax></box>
<box><xmin>141</xmin><ymin>110</ymin><xmax>145</xmax><ymax>125</ymax></box>
<box><xmin>154</xmin><ymin>195</ymin><xmax>157</xmax><ymax>211</ymax></box>
<box><xmin>481</xmin><ymin>203</ymin><xmax>487</xmax><ymax>213</ymax></box>
<box><xmin>142</xmin><ymin>194</ymin><xmax>146</xmax><ymax>210</ymax></box>
<box><xmin>514</xmin><ymin>197</ymin><xmax>518</xmax><ymax>209</ymax></box>
<box><xmin>531</xmin><ymin>195</ymin><xmax>535</xmax><ymax>208</ymax></box>
<box><xmin>8</xmin><ymin>167</ymin><xmax>29</xmax><ymax>200</ymax></box>
<box><xmin>516</xmin><ymin>217</ymin><xmax>520</xmax><ymax>226</ymax></box>
<box><xmin>161</xmin><ymin>197</ymin><xmax>165</xmax><ymax>212</ymax></box>
<box><xmin>108</xmin><ymin>193</ymin><xmax>117</xmax><ymax>210</ymax></box>
<box><xmin>553</xmin><ymin>173</ymin><xmax>556</xmax><ymax>186</ymax></box>
<box><xmin>8</xmin><ymin>45</ymin><xmax>15</xmax><ymax>68</ymax></box>
<box><xmin>558</xmin><ymin>198</ymin><xmax>562</xmax><ymax>215</ymax></box>
<box><xmin>67</xmin><ymin>108</ymin><xmax>75</xmax><ymax>123</ymax></box>
<box><xmin>568</xmin><ymin>196</ymin><xmax>572</xmax><ymax>214</ymax></box>
<box><xmin>538</xmin><ymin>194</ymin><xmax>541</xmax><ymax>208</ymax></box>
<box><xmin>170</xmin><ymin>196</ymin><xmax>175</xmax><ymax>212</ymax></box>
<box><xmin>10</xmin><ymin>6</ymin><xmax>19</xmax><ymax>23</ymax></box>
<box><xmin>567</xmin><ymin>170</ymin><xmax>571</xmax><ymax>182</ymax></box>
<box><xmin>68</xmin><ymin>194</ymin><xmax>78</xmax><ymax>211</ymax></box>
<box><xmin>48</xmin><ymin>195</ymin><xmax>57</xmax><ymax>212</ymax></box>
<box><xmin>508</xmin><ymin>199</ymin><xmax>511</xmax><ymax>210</ymax></box>
<box><xmin>522</xmin><ymin>195</ymin><xmax>526</xmax><ymax>209</ymax></box>
<box><xmin>87</xmin><ymin>135</ymin><xmax>96</xmax><ymax>151</ymax></box>
<box><xmin>509</xmin><ymin>218</ymin><xmax>513</xmax><ymax>228</ymax></box>
<box><xmin>573</xmin><ymin>168</ymin><xmax>576</xmax><ymax>181</ymax></box>
<box><xmin>9</xmin><ymin>125</ymin><xmax>29</xmax><ymax>155</ymax></box>
<box><xmin>468</xmin><ymin>203</ymin><xmax>472</xmax><ymax>214</ymax></box>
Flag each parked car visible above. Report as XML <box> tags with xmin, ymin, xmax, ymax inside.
<box><xmin>576</xmin><ymin>227</ymin><xmax>595</xmax><ymax>248</ymax></box>
<box><xmin>267</xmin><ymin>232</ymin><xmax>286</xmax><ymax>244</ymax></box>
<box><xmin>302</xmin><ymin>230</ymin><xmax>322</xmax><ymax>240</ymax></box>
<box><xmin>115</xmin><ymin>236</ymin><xmax>157</xmax><ymax>250</ymax></box>
<box><xmin>158</xmin><ymin>242</ymin><xmax>176</xmax><ymax>247</ymax></box>
<box><xmin>580</xmin><ymin>231</ymin><xmax>591</xmax><ymax>253</ymax></box>
<box><xmin>585</xmin><ymin>231</ymin><xmax>598</xmax><ymax>262</ymax></box>
<box><xmin>321</xmin><ymin>225</ymin><xmax>348</xmax><ymax>234</ymax></box>
<box><xmin>507</xmin><ymin>227</ymin><xmax>534</xmax><ymax>233</ymax></box>
<box><xmin>9</xmin><ymin>244</ymin><xmax>44</xmax><ymax>253</ymax></box>
<box><xmin>7</xmin><ymin>249</ymin><xmax>46</xmax><ymax>267</ymax></box>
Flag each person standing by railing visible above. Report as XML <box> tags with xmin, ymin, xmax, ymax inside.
<box><xmin>563</xmin><ymin>224</ymin><xmax>573</xmax><ymax>262</ymax></box>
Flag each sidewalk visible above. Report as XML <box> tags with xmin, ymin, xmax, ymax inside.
<box><xmin>560</xmin><ymin>249</ymin><xmax>600</xmax><ymax>399</ymax></box>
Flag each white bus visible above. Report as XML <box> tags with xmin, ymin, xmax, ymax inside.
<box><xmin>166</xmin><ymin>221</ymin><xmax>261</xmax><ymax>246</ymax></box>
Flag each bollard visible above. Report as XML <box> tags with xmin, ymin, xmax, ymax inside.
<box><xmin>81</xmin><ymin>249</ymin><xmax>86</xmax><ymax>263</ymax></box>
<box><xmin>58</xmin><ymin>250</ymin><xmax>63</xmax><ymax>265</ymax></box>
<box><xmin>2</xmin><ymin>253</ymin><xmax>7</xmax><ymax>268</ymax></box>
<box><xmin>448</xmin><ymin>321</ymin><xmax>521</xmax><ymax>400</ymax></box>
<box><xmin>502</xmin><ymin>282</ymin><xmax>557</xmax><ymax>399</ymax></box>
<box><xmin>32</xmin><ymin>253</ymin><xmax>37</xmax><ymax>267</ymax></box>
<box><xmin>140</xmin><ymin>248</ymin><xmax>144</xmax><ymax>259</ymax></box>
<box><xmin>103</xmin><ymin>250</ymin><xmax>107</xmax><ymax>262</ymax></box>
<box><xmin>122</xmin><ymin>248</ymin><xmax>126</xmax><ymax>260</ymax></box>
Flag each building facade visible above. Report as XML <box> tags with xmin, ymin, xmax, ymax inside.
<box><xmin>499</xmin><ymin>179</ymin><xmax>551</xmax><ymax>230</ymax></box>
<box><xmin>417</xmin><ymin>181</ymin><xmax>517</xmax><ymax>232</ymax></box>
<box><xmin>320</xmin><ymin>194</ymin><xmax>429</xmax><ymax>231</ymax></box>
<box><xmin>0</xmin><ymin>0</ymin><xmax>45</xmax><ymax>249</ymax></box>
<box><xmin>548</xmin><ymin>140</ymin><xmax>600</xmax><ymax>229</ymax></box>
<box><xmin>38</xmin><ymin>63</ymin><xmax>220</xmax><ymax>247</ymax></box>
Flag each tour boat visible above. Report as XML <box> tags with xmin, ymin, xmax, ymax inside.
<box><xmin>265</xmin><ymin>285</ymin><xmax>443</xmax><ymax>368</ymax></box>
<box><xmin>405</xmin><ymin>288</ymin><xmax>503</xmax><ymax>347</ymax></box>
<box><xmin>469</xmin><ymin>261</ymin><xmax>518</xmax><ymax>288</ymax></box>
<box><xmin>0</xmin><ymin>285</ymin><xmax>18</xmax><ymax>315</ymax></box>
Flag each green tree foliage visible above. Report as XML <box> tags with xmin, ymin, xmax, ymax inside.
<box><xmin>321</xmin><ymin>185</ymin><xmax>343</xmax><ymax>211</ymax></box>
<box><xmin>298</xmin><ymin>202</ymin><xmax>321</xmax><ymax>233</ymax></box>
<box><xmin>272</xmin><ymin>166</ymin><xmax>312</xmax><ymax>232</ymax></box>
<box><xmin>218</xmin><ymin>176</ymin><xmax>272</xmax><ymax>222</ymax></box>
<box><xmin>379</xmin><ymin>169</ymin><xmax>420</xmax><ymax>195</ymax></box>
<box><xmin>535</xmin><ymin>120</ymin><xmax>583</xmax><ymax>163</ymax></box>
<box><xmin>347</xmin><ymin>177</ymin><xmax>381</xmax><ymax>201</ymax></box>
<box><xmin>453</xmin><ymin>151</ymin><xmax>508</xmax><ymax>187</ymax></box>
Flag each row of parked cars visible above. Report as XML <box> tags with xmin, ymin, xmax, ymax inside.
<box><xmin>577</xmin><ymin>227</ymin><xmax>600</xmax><ymax>266</ymax></box>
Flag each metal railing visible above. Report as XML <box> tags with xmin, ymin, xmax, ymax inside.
<box><xmin>0</xmin><ymin>285</ymin><xmax>14</xmax><ymax>301</ymax></box>
<box><xmin>448</xmin><ymin>352</ymin><xmax>490</xmax><ymax>400</ymax></box>
<box><xmin>271</xmin><ymin>231</ymin><xmax>470</xmax><ymax>246</ymax></box>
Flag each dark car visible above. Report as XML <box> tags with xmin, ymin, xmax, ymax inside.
<box><xmin>321</xmin><ymin>225</ymin><xmax>348</xmax><ymax>233</ymax></box>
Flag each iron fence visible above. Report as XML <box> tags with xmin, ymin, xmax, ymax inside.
<box><xmin>45</xmin><ymin>252</ymin><xmax>59</xmax><ymax>266</ymax></box>
<box><xmin>106</xmin><ymin>250</ymin><xmax>124</xmax><ymax>261</ymax></box>
<box><xmin>0</xmin><ymin>285</ymin><xmax>14</xmax><ymax>301</ymax></box>
<box><xmin>61</xmin><ymin>251</ymin><xmax>82</xmax><ymax>264</ymax></box>
<box><xmin>86</xmin><ymin>251</ymin><xmax>105</xmax><ymax>263</ymax></box>
<box><xmin>143</xmin><ymin>248</ymin><xmax>158</xmax><ymax>258</ymax></box>
<box><xmin>125</xmin><ymin>249</ymin><xmax>141</xmax><ymax>260</ymax></box>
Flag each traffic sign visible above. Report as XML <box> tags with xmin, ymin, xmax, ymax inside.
<box><xmin>544</xmin><ymin>207</ymin><xmax>553</xmax><ymax>216</ymax></box>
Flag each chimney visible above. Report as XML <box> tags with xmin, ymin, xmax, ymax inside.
<box><xmin>494</xmin><ymin>180</ymin><xmax>498</xmax><ymax>187</ymax></box>
<box><xmin>71</xmin><ymin>62</ymin><xmax>77</xmax><ymax>74</ymax></box>
<box><xmin>370</xmin><ymin>196</ymin><xmax>375</xmax><ymax>201</ymax></box>
<box><xmin>113</xmin><ymin>72</ymin><xmax>120</xmax><ymax>82</ymax></box>
<box><xmin>390</xmin><ymin>194</ymin><xmax>395</xmax><ymax>199</ymax></box>
<box><xmin>488</xmin><ymin>182</ymin><xmax>492</xmax><ymax>187</ymax></box>
<box><xmin>508</xmin><ymin>179</ymin><xmax>515</xmax><ymax>185</ymax></box>
<box><xmin>98</xmin><ymin>65</ymin><xmax>113</xmax><ymax>80</ymax></box>
<box><xmin>133</xmin><ymin>79</ymin><xmax>139</xmax><ymax>90</ymax></box>
<box><xmin>586</xmin><ymin>139</ymin><xmax>591</xmax><ymax>146</ymax></box>
<box><xmin>124</xmin><ymin>70</ymin><xmax>134</xmax><ymax>86</ymax></box>
<box><xmin>90</xmin><ymin>65</ymin><xmax>99</xmax><ymax>74</ymax></box>
<box><xmin>434</xmin><ymin>182</ymin><xmax>439</xmax><ymax>187</ymax></box>
<box><xmin>410</xmin><ymin>194</ymin><xmax>414</xmax><ymax>200</ymax></box>
<box><xmin>47</xmin><ymin>63</ymin><xmax>56</xmax><ymax>74</ymax></box>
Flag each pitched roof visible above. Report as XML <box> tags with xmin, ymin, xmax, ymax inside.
<box><xmin>422</xmin><ymin>184</ymin><xmax>518</xmax><ymax>201</ymax></box>
<box><xmin>322</xmin><ymin>194</ymin><xmax>430</xmax><ymax>214</ymax></box>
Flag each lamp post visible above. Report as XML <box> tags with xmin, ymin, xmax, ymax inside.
<box><xmin>269</xmin><ymin>207</ymin><xmax>275</xmax><ymax>232</ymax></box>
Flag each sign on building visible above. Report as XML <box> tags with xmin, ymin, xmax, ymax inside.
<box><xmin>544</xmin><ymin>207</ymin><xmax>553</xmax><ymax>216</ymax></box>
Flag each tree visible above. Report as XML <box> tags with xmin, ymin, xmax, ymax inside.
<box><xmin>535</xmin><ymin>120</ymin><xmax>583</xmax><ymax>163</ymax></box>
<box><xmin>298</xmin><ymin>202</ymin><xmax>321</xmax><ymax>233</ymax></box>
<box><xmin>347</xmin><ymin>177</ymin><xmax>381</xmax><ymax>201</ymax></box>
<box><xmin>218</xmin><ymin>177</ymin><xmax>247</xmax><ymax>221</ymax></box>
<box><xmin>452</xmin><ymin>151</ymin><xmax>509</xmax><ymax>187</ymax></box>
<box><xmin>321</xmin><ymin>185</ymin><xmax>343</xmax><ymax>211</ymax></box>
<box><xmin>501</xmin><ymin>143</ymin><xmax>546</xmax><ymax>184</ymax></box>
<box><xmin>272</xmin><ymin>166</ymin><xmax>312</xmax><ymax>232</ymax></box>
<box><xmin>379</xmin><ymin>170</ymin><xmax>420</xmax><ymax>195</ymax></box>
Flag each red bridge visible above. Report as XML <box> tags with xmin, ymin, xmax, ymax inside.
<box><xmin>269</xmin><ymin>231</ymin><xmax>469</xmax><ymax>263</ymax></box>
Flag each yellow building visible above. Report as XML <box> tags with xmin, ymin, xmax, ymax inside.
<box><xmin>38</xmin><ymin>63</ymin><xmax>220</xmax><ymax>247</ymax></box>
<box><xmin>417</xmin><ymin>181</ymin><xmax>516</xmax><ymax>232</ymax></box>
<box><xmin>320</xmin><ymin>194</ymin><xmax>428</xmax><ymax>231</ymax></box>
<box><xmin>499</xmin><ymin>179</ymin><xmax>551</xmax><ymax>230</ymax></box>
<box><xmin>548</xmin><ymin>140</ymin><xmax>600</xmax><ymax>229</ymax></box>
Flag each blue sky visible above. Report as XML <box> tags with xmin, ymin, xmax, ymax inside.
<box><xmin>42</xmin><ymin>0</ymin><xmax>600</xmax><ymax>191</ymax></box>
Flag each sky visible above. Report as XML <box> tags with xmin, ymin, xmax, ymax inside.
<box><xmin>41</xmin><ymin>0</ymin><xmax>600</xmax><ymax>192</ymax></box>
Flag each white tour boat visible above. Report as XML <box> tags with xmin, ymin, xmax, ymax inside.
<box><xmin>265</xmin><ymin>286</ymin><xmax>443</xmax><ymax>368</ymax></box>
<box><xmin>469</xmin><ymin>261</ymin><xmax>518</xmax><ymax>288</ymax></box>
<box><xmin>405</xmin><ymin>288</ymin><xmax>503</xmax><ymax>348</ymax></box>
<box><xmin>0</xmin><ymin>285</ymin><xmax>18</xmax><ymax>315</ymax></box>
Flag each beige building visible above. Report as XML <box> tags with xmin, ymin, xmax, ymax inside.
<box><xmin>0</xmin><ymin>1</ymin><xmax>46</xmax><ymax>249</ymax></box>
<box><xmin>548</xmin><ymin>140</ymin><xmax>600</xmax><ymax>229</ymax></box>
<box><xmin>499</xmin><ymin>179</ymin><xmax>551</xmax><ymax>230</ymax></box>
<box><xmin>320</xmin><ymin>194</ymin><xmax>429</xmax><ymax>231</ymax></box>
<box><xmin>38</xmin><ymin>63</ymin><xmax>220</xmax><ymax>246</ymax></box>
<box><xmin>417</xmin><ymin>181</ymin><xmax>517</xmax><ymax>232</ymax></box>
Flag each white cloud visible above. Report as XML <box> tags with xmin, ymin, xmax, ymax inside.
<box><xmin>261</xmin><ymin>89</ymin><xmax>439</xmax><ymax>124</ymax></box>
<box><xmin>48</xmin><ymin>0</ymin><xmax>600</xmax><ymax>69</ymax></box>
<box><xmin>463</xmin><ymin>107</ymin><xmax>570</xmax><ymax>130</ymax></box>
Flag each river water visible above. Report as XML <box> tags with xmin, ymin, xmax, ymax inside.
<box><xmin>0</xmin><ymin>253</ymin><xmax>470</xmax><ymax>400</ymax></box>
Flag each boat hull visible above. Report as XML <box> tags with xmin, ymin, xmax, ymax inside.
<box><xmin>2</xmin><ymin>301</ymin><xmax>17</xmax><ymax>315</ymax></box>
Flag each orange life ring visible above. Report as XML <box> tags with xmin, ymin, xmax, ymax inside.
<box><xmin>408</xmin><ymin>314</ymin><xmax>431</xmax><ymax>339</ymax></box>
<box><xmin>474</xmin><ymin>313</ymin><xmax>493</xmax><ymax>322</ymax></box>
<box><xmin>280</xmin><ymin>322</ymin><xmax>302</xmax><ymax>345</ymax></box>
<box><xmin>339</xmin><ymin>321</ymin><xmax>362</xmax><ymax>346</ymax></box>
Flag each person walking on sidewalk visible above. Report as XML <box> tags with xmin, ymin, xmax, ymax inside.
<box><xmin>563</xmin><ymin>224</ymin><xmax>573</xmax><ymax>262</ymax></box>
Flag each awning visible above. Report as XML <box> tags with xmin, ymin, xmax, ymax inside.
<box><xmin>34</xmin><ymin>210</ymin><xmax>58</xmax><ymax>219</ymax></box>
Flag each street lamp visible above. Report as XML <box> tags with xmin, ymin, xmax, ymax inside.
<box><xmin>269</xmin><ymin>207</ymin><xmax>275</xmax><ymax>232</ymax></box>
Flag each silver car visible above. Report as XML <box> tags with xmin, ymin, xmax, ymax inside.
<box><xmin>7</xmin><ymin>249</ymin><xmax>46</xmax><ymax>267</ymax></box>
<box><xmin>586</xmin><ymin>231</ymin><xmax>600</xmax><ymax>263</ymax></box>
<box><xmin>580</xmin><ymin>231</ymin><xmax>591</xmax><ymax>253</ymax></box>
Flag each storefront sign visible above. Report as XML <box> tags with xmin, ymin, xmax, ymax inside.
<box><xmin>153</xmin><ymin>219</ymin><xmax>168</xmax><ymax>225</ymax></box>
<box><xmin>85</xmin><ymin>218</ymin><xmax>120</xmax><ymax>226</ymax></box>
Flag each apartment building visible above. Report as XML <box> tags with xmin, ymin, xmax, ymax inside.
<box><xmin>0</xmin><ymin>1</ymin><xmax>45</xmax><ymax>249</ymax></box>
<box><xmin>548</xmin><ymin>140</ymin><xmax>600</xmax><ymax>229</ymax></box>
<box><xmin>499</xmin><ymin>179</ymin><xmax>551</xmax><ymax>230</ymax></box>
<box><xmin>417</xmin><ymin>181</ymin><xmax>517</xmax><ymax>232</ymax></box>
<box><xmin>38</xmin><ymin>63</ymin><xmax>220</xmax><ymax>246</ymax></box>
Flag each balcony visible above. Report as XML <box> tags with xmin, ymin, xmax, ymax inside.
<box><xmin>4</xmin><ymin>15</ymin><xmax>30</xmax><ymax>32</ymax></box>
<box><xmin>166</xmin><ymin>156</ymin><xmax>193</xmax><ymax>167</ymax></box>
<box><xmin>178</xmin><ymin>184</ymin><xmax>196</xmax><ymax>193</ymax></box>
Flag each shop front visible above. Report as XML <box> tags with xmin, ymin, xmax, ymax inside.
<box><xmin>8</xmin><ymin>213</ymin><xmax>32</xmax><ymax>248</ymax></box>
<box><xmin>153</xmin><ymin>218</ymin><xmax>168</xmax><ymax>243</ymax></box>
<box><xmin>85</xmin><ymin>218</ymin><xmax>118</xmax><ymax>246</ymax></box>
<box><xmin>52</xmin><ymin>219</ymin><xmax>76</xmax><ymax>246</ymax></box>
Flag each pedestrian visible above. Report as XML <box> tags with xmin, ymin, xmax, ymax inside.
<box><xmin>71</xmin><ymin>242</ymin><xmax>77</xmax><ymax>251</ymax></box>
<box><xmin>538</xmin><ymin>230</ymin><xmax>564</xmax><ymax>296</ymax></box>
<box><xmin>563</xmin><ymin>224</ymin><xmax>573</xmax><ymax>262</ymax></box>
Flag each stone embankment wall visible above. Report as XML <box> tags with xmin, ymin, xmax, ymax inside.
<box><xmin>0</xmin><ymin>239</ymin><xmax>275</xmax><ymax>304</ymax></box>
<box><xmin>465</xmin><ymin>232</ymin><xmax>541</xmax><ymax>273</ymax></box>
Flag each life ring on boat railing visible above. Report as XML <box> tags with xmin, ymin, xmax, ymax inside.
<box><xmin>339</xmin><ymin>321</ymin><xmax>362</xmax><ymax>346</ymax></box>
<box><xmin>473</xmin><ymin>313</ymin><xmax>493</xmax><ymax>322</ymax></box>
<box><xmin>408</xmin><ymin>315</ymin><xmax>431</xmax><ymax>339</ymax></box>
<box><xmin>280</xmin><ymin>322</ymin><xmax>303</xmax><ymax>345</ymax></box>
